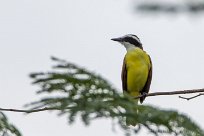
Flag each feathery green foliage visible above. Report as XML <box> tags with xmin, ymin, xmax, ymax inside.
<box><xmin>0</xmin><ymin>112</ymin><xmax>21</xmax><ymax>136</ymax></box>
<box><xmin>28</xmin><ymin>57</ymin><xmax>204</xmax><ymax>136</ymax></box>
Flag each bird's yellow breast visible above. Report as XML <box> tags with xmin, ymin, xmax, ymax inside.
<box><xmin>125</xmin><ymin>48</ymin><xmax>150</xmax><ymax>97</ymax></box>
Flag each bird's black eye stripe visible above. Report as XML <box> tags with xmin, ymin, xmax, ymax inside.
<box><xmin>123</xmin><ymin>37</ymin><xmax>141</xmax><ymax>46</ymax></box>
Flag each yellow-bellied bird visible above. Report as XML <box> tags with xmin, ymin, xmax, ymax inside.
<box><xmin>111</xmin><ymin>34</ymin><xmax>152</xmax><ymax>125</ymax></box>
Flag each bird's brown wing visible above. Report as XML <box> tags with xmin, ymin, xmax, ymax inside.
<box><xmin>140</xmin><ymin>55</ymin><xmax>152</xmax><ymax>103</ymax></box>
<box><xmin>121</xmin><ymin>57</ymin><xmax>127</xmax><ymax>92</ymax></box>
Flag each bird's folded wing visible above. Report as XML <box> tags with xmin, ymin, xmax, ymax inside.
<box><xmin>140</xmin><ymin>55</ymin><xmax>152</xmax><ymax>103</ymax></box>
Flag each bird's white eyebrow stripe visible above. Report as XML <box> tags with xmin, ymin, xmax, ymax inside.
<box><xmin>122</xmin><ymin>34</ymin><xmax>141</xmax><ymax>44</ymax></box>
<box><xmin>129</xmin><ymin>35</ymin><xmax>141</xmax><ymax>43</ymax></box>
<box><xmin>114</xmin><ymin>34</ymin><xmax>143</xmax><ymax>50</ymax></box>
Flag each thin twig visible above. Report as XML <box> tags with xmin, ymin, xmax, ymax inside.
<box><xmin>134</xmin><ymin>88</ymin><xmax>204</xmax><ymax>99</ymax></box>
<box><xmin>179</xmin><ymin>93</ymin><xmax>204</xmax><ymax>101</ymax></box>
<box><xmin>0</xmin><ymin>107</ymin><xmax>61</xmax><ymax>113</ymax></box>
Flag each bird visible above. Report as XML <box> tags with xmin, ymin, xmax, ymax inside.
<box><xmin>111</xmin><ymin>34</ymin><xmax>152</xmax><ymax>125</ymax></box>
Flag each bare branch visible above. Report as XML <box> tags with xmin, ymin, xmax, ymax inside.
<box><xmin>135</xmin><ymin>88</ymin><xmax>204</xmax><ymax>99</ymax></box>
<box><xmin>179</xmin><ymin>93</ymin><xmax>204</xmax><ymax>101</ymax></box>
<box><xmin>0</xmin><ymin>88</ymin><xmax>204</xmax><ymax>114</ymax></box>
<box><xmin>0</xmin><ymin>107</ymin><xmax>61</xmax><ymax>113</ymax></box>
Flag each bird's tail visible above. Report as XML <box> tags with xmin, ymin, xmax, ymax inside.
<box><xmin>125</xmin><ymin>99</ymin><xmax>139</xmax><ymax>126</ymax></box>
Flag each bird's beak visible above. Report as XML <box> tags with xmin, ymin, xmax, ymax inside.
<box><xmin>111</xmin><ymin>37</ymin><xmax>122</xmax><ymax>42</ymax></box>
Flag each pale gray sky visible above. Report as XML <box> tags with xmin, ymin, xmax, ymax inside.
<box><xmin>0</xmin><ymin>0</ymin><xmax>204</xmax><ymax>136</ymax></box>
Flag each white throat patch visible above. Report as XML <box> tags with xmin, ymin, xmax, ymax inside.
<box><xmin>122</xmin><ymin>42</ymin><xmax>136</xmax><ymax>51</ymax></box>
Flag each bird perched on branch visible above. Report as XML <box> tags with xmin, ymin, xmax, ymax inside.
<box><xmin>111</xmin><ymin>34</ymin><xmax>152</xmax><ymax>126</ymax></box>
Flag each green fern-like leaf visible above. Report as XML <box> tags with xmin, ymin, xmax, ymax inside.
<box><xmin>0</xmin><ymin>112</ymin><xmax>21</xmax><ymax>136</ymax></box>
<box><xmin>28</xmin><ymin>57</ymin><xmax>204</xmax><ymax>136</ymax></box>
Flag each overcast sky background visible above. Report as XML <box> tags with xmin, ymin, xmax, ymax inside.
<box><xmin>0</xmin><ymin>0</ymin><xmax>204</xmax><ymax>136</ymax></box>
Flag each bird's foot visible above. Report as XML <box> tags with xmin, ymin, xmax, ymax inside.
<box><xmin>140</xmin><ymin>92</ymin><xmax>148</xmax><ymax>103</ymax></box>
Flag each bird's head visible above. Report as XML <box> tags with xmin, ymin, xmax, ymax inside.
<box><xmin>111</xmin><ymin>34</ymin><xmax>143</xmax><ymax>50</ymax></box>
